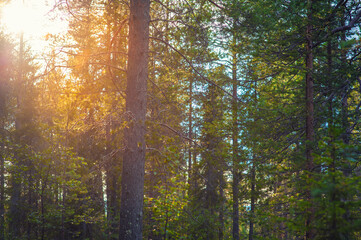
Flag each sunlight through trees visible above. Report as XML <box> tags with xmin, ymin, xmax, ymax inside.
<box><xmin>0</xmin><ymin>0</ymin><xmax>361</xmax><ymax>239</ymax></box>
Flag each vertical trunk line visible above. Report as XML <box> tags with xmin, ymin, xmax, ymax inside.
<box><xmin>10</xmin><ymin>30</ymin><xmax>24</xmax><ymax>240</ymax></box>
<box><xmin>231</xmin><ymin>42</ymin><xmax>240</xmax><ymax>240</ymax></box>
<box><xmin>0</xmin><ymin>129</ymin><xmax>4</xmax><ymax>240</ymax></box>
<box><xmin>118</xmin><ymin>0</ymin><xmax>150</xmax><ymax>239</ymax></box>
<box><xmin>305</xmin><ymin>0</ymin><xmax>315</xmax><ymax>239</ymax></box>
<box><xmin>249</xmin><ymin>163</ymin><xmax>255</xmax><ymax>240</ymax></box>
<box><xmin>188</xmin><ymin>78</ymin><xmax>193</xmax><ymax>189</ymax></box>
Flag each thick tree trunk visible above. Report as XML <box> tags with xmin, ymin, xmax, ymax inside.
<box><xmin>205</xmin><ymin>156</ymin><xmax>217</xmax><ymax>240</ymax></box>
<box><xmin>204</xmin><ymin>86</ymin><xmax>219</xmax><ymax>240</ymax></box>
<box><xmin>118</xmin><ymin>0</ymin><xmax>149</xmax><ymax>239</ymax></box>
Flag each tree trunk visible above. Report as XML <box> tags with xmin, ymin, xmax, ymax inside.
<box><xmin>305</xmin><ymin>0</ymin><xmax>315</xmax><ymax>239</ymax></box>
<box><xmin>249</xmin><ymin>71</ymin><xmax>258</xmax><ymax>240</ymax></box>
<box><xmin>218</xmin><ymin>175</ymin><xmax>224</xmax><ymax>240</ymax></box>
<box><xmin>118</xmin><ymin>0</ymin><xmax>150</xmax><ymax>239</ymax></box>
<box><xmin>0</xmin><ymin>77</ymin><xmax>5</xmax><ymax>240</ymax></box>
<box><xmin>340</xmin><ymin>6</ymin><xmax>351</xmax><ymax>239</ymax></box>
<box><xmin>188</xmin><ymin>77</ymin><xmax>193</xmax><ymax>189</ymax></box>
<box><xmin>340</xmin><ymin>5</ymin><xmax>350</xmax><ymax>155</ymax></box>
<box><xmin>231</xmin><ymin>41</ymin><xmax>240</xmax><ymax>240</ymax></box>
<box><xmin>0</xmin><ymin>133</ymin><xmax>4</xmax><ymax>240</ymax></box>
<box><xmin>204</xmin><ymin>86</ymin><xmax>220</xmax><ymax>240</ymax></box>
<box><xmin>9</xmin><ymin>30</ymin><xmax>24</xmax><ymax>240</ymax></box>
<box><xmin>249</xmin><ymin>161</ymin><xmax>255</xmax><ymax>240</ymax></box>
<box><xmin>27</xmin><ymin>168</ymin><xmax>34</xmax><ymax>240</ymax></box>
<box><xmin>105</xmin><ymin>115</ymin><xmax>118</xmax><ymax>239</ymax></box>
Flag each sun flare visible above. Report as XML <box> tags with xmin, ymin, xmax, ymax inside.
<box><xmin>0</xmin><ymin>0</ymin><xmax>67</xmax><ymax>50</ymax></box>
<box><xmin>2</xmin><ymin>0</ymin><xmax>46</xmax><ymax>35</ymax></box>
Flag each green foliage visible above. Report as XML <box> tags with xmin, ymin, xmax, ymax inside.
<box><xmin>144</xmin><ymin>177</ymin><xmax>189</xmax><ymax>239</ymax></box>
<box><xmin>1</xmin><ymin>0</ymin><xmax>361</xmax><ymax>239</ymax></box>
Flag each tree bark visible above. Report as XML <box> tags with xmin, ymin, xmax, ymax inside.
<box><xmin>188</xmin><ymin>77</ymin><xmax>193</xmax><ymax>189</ymax></box>
<box><xmin>118</xmin><ymin>0</ymin><xmax>149</xmax><ymax>239</ymax></box>
<box><xmin>231</xmin><ymin>46</ymin><xmax>240</xmax><ymax>240</ymax></box>
<box><xmin>249</xmin><ymin>71</ymin><xmax>258</xmax><ymax>240</ymax></box>
<box><xmin>218</xmin><ymin>175</ymin><xmax>225</xmax><ymax>240</ymax></box>
<box><xmin>204</xmin><ymin>86</ymin><xmax>219</xmax><ymax>240</ymax></box>
<box><xmin>249</xmin><ymin>159</ymin><xmax>255</xmax><ymax>240</ymax></box>
<box><xmin>340</xmin><ymin>6</ymin><xmax>351</xmax><ymax>239</ymax></box>
<box><xmin>305</xmin><ymin>0</ymin><xmax>315</xmax><ymax>239</ymax></box>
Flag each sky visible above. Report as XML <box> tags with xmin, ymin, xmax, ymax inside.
<box><xmin>0</xmin><ymin>0</ymin><xmax>68</xmax><ymax>53</ymax></box>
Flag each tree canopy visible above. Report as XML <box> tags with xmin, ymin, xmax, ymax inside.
<box><xmin>0</xmin><ymin>0</ymin><xmax>361</xmax><ymax>239</ymax></box>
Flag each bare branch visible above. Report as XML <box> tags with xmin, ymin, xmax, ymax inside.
<box><xmin>206</xmin><ymin>0</ymin><xmax>224</xmax><ymax>10</ymax></box>
<box><xmin>331</xmin><ymin>9</ymin><xmax>361</xmax><ymax>34</ymax></box>
<box><xmin>159</xmin><ymin>123</ymin><xmax>201</xmax><ymax>147</ymax></box>
<box><xmin>88</xmin><ymin>62</ymin><xmax>126</xmax><ymax>72</ymax></box>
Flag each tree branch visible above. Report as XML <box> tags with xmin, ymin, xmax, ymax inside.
<box><xmin>206</xmin><ymin>0</ymin><xmax>224</xmax><ymax>10</ymax></box>
<box><xmin>150</xmin><ymin>37</ymin><xmax>244</xmax><ymax>104</ymax></box>
<box><xmin>331</xmin><ymin>9</ymin><xmax>361</xmax><ymax>34</ymax></box>
<box><xmin>313</xmin><ymin>8</ymin><xmax>361</xmax><ymax>48</ymax></box>
<box><xmin>159</xmin><ymin>123</ymin><xmax>201</xmax><ymax>148</ymax></box>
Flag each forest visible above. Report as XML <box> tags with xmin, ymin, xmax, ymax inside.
<box><xmin>0</xmin><ymin>0</ymin><xmax>361</xmax><ymax>239</ymax></box>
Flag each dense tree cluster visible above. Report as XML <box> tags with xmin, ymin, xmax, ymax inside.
<box><xmin>0</xmin><ymin>0</ymin><xmax>361</xmax><ymax>239</ymax></box>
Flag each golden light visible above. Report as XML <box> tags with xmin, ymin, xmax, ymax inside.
<box><xmin>0</xmin><ymin>0</ymin><xmax>68</xmax><ymax>51</ymax></box>
<box><xmin>1</xmin><ymin>0</ymin><xmax>44</xmax><ymax>35</ymax></box>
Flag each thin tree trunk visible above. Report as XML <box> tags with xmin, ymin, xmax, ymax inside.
<box><xmin>327</xmin><ymin>35</ymin><xmax>338</xmax><ymax>237</ymax></box>
<box><xmin>41</xmin><ymin>190</ymin><xmax>45</xmax><ymax>240</ymax></box>
<box><xmin>9</xmin><ymin>30</ymin><xmax>24</xmax><ymax>240</ymax></box>
<box><xmin>61</xmin><ymin>120</ymin><xmax>69</xmax><ymax>240</ymax></box>
<box><xmin>118</xmin><ymin>0</ymin><xmax>150</xmax><ymax>239</ymax></box>
<box><xmin>231</xmin><ymin>40</ymin><xmax>240</xmax><ymax>240</ymax></box>
<box><xmin>204</xmin><ymin>86</ymin><xmax>219</xmax><ymax>240</ymax></box>
<box><xmin>188</xmin><ymin>78</ymin><xmax>193</xmax><ymax>189</ymax></box>
<box><xmin>0</xmin><ymin>63</ymin><xmax>5</xmax><ymax>240</ymax></box>
<box><xmin>0</xmin><ymin>132</ymin><xmax>4</xmax><ymax>240</ymax></box>
<box><xmin>249</xmin><ymin>71</ymin><xmax>258</xmax><ymax>240</ymax></box>
<box><xmin>249</xmin><ymin>160</ymin><xmax>255</xmax><ymax>240</ymax></box>
<box><xmin>340</xmin><ymin>6</ymin><xmax>351</xmax><ymax>239</ymax></box>
<box><xmin>218</xmin><ymin>175</ymin><xmax>224</xmax><ymax>240</ymax></box>
<box><xmin>305</xmin><ymin>0</ymin><xmax>315</xmax><ymax>239</ymax></box>
<box><xmin>27</xmin><ymin>168</ymin><xmax>33</xmax><ymax>240</ymax></box>
<box><xmin>105</xmin><ymin>115</ymin><xmax>118</xmax><ymax>239</ymax></box>
<box><xmin>105</xmin><ymin>3</ymin><xmax>121</xmax><ymax>236</ymax></box>
<box><xmin>340</xmin><ymin>5</ymin><xmax>350</xmax><ymax>154</ymax></box>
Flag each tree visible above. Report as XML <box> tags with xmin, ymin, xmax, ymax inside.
<box><xmin>118</xmin><ymin>0</ymin><xmax>150</xmax><ymax>239</ymax></box>
<box><xmin>0</xmin><ymin>33</ymin><xmax>12</xmax><ymax>240</ymax></box>
<box><xmin>1</xmin><ymin>0</ymin><xmax>361</xmax><ymax>239</ymax></box>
